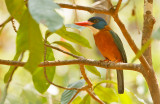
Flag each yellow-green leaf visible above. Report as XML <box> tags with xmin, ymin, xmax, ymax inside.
<box><xmin>56</xmin><ymin>26</ymin><xmax>91</xmax><ymax>48</ymax></box>
<box><xmin>85</xmin><ymin>65</ymin><xmax>101</xmax><ymax>77</ymax></box>
<box><xmin>52</xmin><ymin>41</ymin><xmax>81</xmax><ymax>56</ymax></box>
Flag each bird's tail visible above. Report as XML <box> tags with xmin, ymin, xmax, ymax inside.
<box><xmin>116</xmin><ymin>70</ymin><xmax>124</xmax><ymax>94</ymax></box>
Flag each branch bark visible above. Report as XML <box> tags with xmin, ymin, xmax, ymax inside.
<box><xmin>0</xmin><ymin>59</ymin><xmax>141</xmax><ymax>72</ymax></box>
<box><xmin>141</xmin><ymin>0</ymin><xmax>160</xmax><ymax>104</ymax></box>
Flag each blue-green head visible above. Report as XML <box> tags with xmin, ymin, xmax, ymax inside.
<box><xmin>88</xmin><ymin>17</ymin><xmax>107</xmax><ymax>30</ymax></box>
<box><xmin>75</xmin><ymin>17</ymin><xmax>107</xmax><ymax>30</ymax></box>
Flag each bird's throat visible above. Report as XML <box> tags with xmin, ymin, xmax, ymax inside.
<box><xmin>88</xmin><ymin>26</ymin><xmax>100</xmax><ymax>35</ymax></box>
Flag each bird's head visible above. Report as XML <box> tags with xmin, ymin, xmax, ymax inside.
<box><xmin>75</xmin><ymin>17</ymin><xmax>107</xmax><ymax>30</ymax></box>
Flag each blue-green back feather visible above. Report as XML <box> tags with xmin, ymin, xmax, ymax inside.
<box><xmin>109</xmin><ymin>30</ymin><xmax>127</xmax><ymax>63</ymax></box>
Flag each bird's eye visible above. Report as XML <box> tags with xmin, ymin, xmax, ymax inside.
<box><xmin>93</xmin><ymin>19</ymin><xmax>99</xmax><ymax>23</ymax></box>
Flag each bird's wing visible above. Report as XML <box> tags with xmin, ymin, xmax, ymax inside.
<box><xmin>109</xmin><ymin>30</ymin><xmax>127</xmax><ymax>63</ymax></box>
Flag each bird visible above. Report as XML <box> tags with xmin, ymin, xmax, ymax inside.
<box><xmin>75</xmin><ymin>17</ymin><xmax>127</xmax><ymax>94</ymax></box>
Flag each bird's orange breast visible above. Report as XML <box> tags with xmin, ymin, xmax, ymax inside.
<box><xmin>94</xmin><ymin>29</ymin><xmax>123</xmax><ymax>62</ymax></box>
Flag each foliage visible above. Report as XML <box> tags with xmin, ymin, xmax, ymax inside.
<box><xmin>0</xmin><ymin>0</ymin><xmax>159</xmax><ymax>103</ymax></box>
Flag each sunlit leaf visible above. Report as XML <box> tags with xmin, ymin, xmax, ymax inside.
<box><xmin>93</xmin><ymin>80</ymin><xmax>117</xmax><ymax>89</ymax></box>
<box><xmin>17</xmin><ymin>10</ymin><xmax>43</xmax><ymax>73</ymax></box>
<box><xmin>118</xmin><ymin>91</ymin><xmax>133</xmax><ymax>104</ymax></box>
<box><xmin>80</xmin><ymin>94</ymin><xmax>90</xmax><ymax>104</ymax></box>
<box><xmin>56</xmin><ymin>26</ymin><xmax>91</xmax><ymax>48</ymax></box>
<box><xmin>33</xmin><ymin>47</ymin><xmax>55</xmax><ymax>93</ymax></box>
<box><xmin>85</xmin><ymin>65</ymin><xmax>101</xmax><ymax>77</ymax></box>
<box><xmin>94</xmin><ymin>85</ymin><xmax>118</xmax><ymax>103</ymax></box>
<box><xmin>131</xmin><ymin>39</ymin><xmax>152</xmax><ymax>63</ymax></box>
<box><xmin>72</xmin><ymin>96</ymin><xmax>82</xmax><ymax>104</ymax></box>
<box><xmin>28</xmin><ymin>0</ymin><xmax>63</xmax><ymax>32</ymax></box>
<box><xmin>65</xmin><ymin>24</ymin><xmax>85</xmax><ymax>31</ymax></box>
<box><xmin>61</xmin><ymin>79</ymin><xmax>85</xmax><ymax>104</ymax></box>
<box><xmin>5</xmin><ymin>0</ymin><xmax>26</xmax><ymax>22</ymax></box>
<box><xmin>52</xmin><ymin>41</ymin><xmax>81</xmax><ymax>56</ymax></box>
<box><xmin>152</xmin><ymin>28</ymin><xmax>160</xmax><ymax>40</ymax></box>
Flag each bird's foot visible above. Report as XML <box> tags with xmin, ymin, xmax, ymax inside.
<box><xmin>99</xmin><ymin>59</ymin><xmax>112</xmax><ymax>63</ymax></box>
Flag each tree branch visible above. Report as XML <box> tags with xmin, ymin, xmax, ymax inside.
<box><xmin>141</xmin><ymin>0</ymin><xmax>160</xmax><ymax>104</ymax></box>
<box><xmin>86</xmin><ymin>89</ymin><xmax>105</xmax><ymax>104</ymax></box>
<box><xmin>79</xmin><ymin>65</ymin><xmax>92</xmax><ymax>88</ymax></box>
<box><xmin>57</xmin><ymin>3</ymin><xmax>112</xmax><ymax>15</ymax></box>
<box><xmin>115</xmin><ymin>0</ymin><xmax>122</xmax><ymax>14</ymax></box>
<box><xmin>0</xmin><ymin>59</ymin><xmax>142</xmax><ymax>72</ymax></box>
<box><xmin>0</xmin><ymin>16</ymin><xmax>12</xmax><ymax>27</ymax></box>
<box><xmin>45</xmin><ymin>43</ymin><xmax>80</xmax><ymax>59</ymax></box>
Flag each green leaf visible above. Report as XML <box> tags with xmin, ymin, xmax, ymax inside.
<box><xmin>118</xmin><ymin>92</ymin><xmax>133</xmax><ymax>104</ymax></box>
<box><xmin>131</xmin><ymin>39</ymin><xmax>152</xmax><ymax>63</ymax></box>
<box><xmin>94</xmin><ymin>85</ymin><xmax>118</xmax><ymax>103</ymax></box>
<box><xmin>85</xmin><ymin>65</ymin><xmax>101</xmax><ymax>77</ymax></box>
<box><xmin>5</xmin><ymin>0</ymin><xmax>26</xmax><ymax>22</ymax></box>
<box><xmin>61</xmin><ymin>79</ymin><xmax>85</xmax><ymax>104</ymax></box>
<box><xmin>52</xmin><ymin>41</ymin><xmax>81</xmax><ymax>56</ymax></box>
<box><xmin>17</xmin><ymin>10</ymin><xmax>43</xmax><ymax>73</ymax></box>
<box><xmin>72</xmin><ymin>96</ymin><xmax>82</xmax><ymax>104</ymax></box>
<box><xmin>4</xmin><ymin>52</ymin><xmax>21</xmax><ymax>83</ymax></box>
<box><xmin>33</xmin><ymin>47</ymin><xmax>56</xmax><ymax>93</ymax></box>
<box><xmin>28</xmin><ymin>0</ymin><xmax>63</xmax><ymax>32</ymax></box>
<box><xmin>80</xmin><ymin>94</ymin><xmax>90</xmax><ymax>104</ymax></box>
<box><xmin>65</xmin><ymin>24</ymin><xmax>85</xmax><ymax>31</ymax></box>
<box><xmin>152</xmin><ymin>28</ymin><xmax>160</xmax><ymax>40</ymax></box>
<box><xmin>56</xmin><ymin>26</ymin><xmax>91</xmax><ymax>48</ymax></box>
<box><xmin>93</xmin><ymin>80</ymin><xmax>117</xmax><ymax>89</ymax></box>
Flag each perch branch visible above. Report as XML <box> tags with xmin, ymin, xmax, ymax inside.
<box><xmin>0</xmin><ymin>59</ymin><xmax>142</xmax><ymax>72</ymax></box>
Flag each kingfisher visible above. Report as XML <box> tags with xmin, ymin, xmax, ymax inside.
<box><xmin>75</xmin><ymin>17</ymin><xmax>127</xmax><ymax>94</ymax></box>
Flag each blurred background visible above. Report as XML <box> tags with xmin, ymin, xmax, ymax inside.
<box><xmin>0</xmin><ymin>0</ymin><xmax>160</xmax><ymax>104</ymax></box>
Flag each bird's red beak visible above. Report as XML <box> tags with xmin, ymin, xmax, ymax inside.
<box><xmin>75</xmin><ymin>21</ymin><xmax>94</xmax><ymax>26</ymax></box>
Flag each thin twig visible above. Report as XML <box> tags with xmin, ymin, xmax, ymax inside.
<box><xmin>114</xmin><ymin>0</ymin><xmax>122</xmax><ymax>14</ymax></box>
<box><xmin>79</xmin><ymin>65</ymin><xmax>92</xmax><ymax>88</ymax></box>
<box><xmin>11</xmin><ymin>18</ymin><xmax>17</xmax><ymax>32</ymax></box>
<box><xmin>45</xmin><ymin>43</ymin><xmax>80</xmax><ymax>59</ymax></box>
<box><xmin>43</xmin><ymin>37</ymin><xmax>80</xmax><ymax>90</ymax></box>
<box><xmin>91</xmin><ymin>0</ymin><xmax>106</xmax><ymax>7</ymax></box>
<box><xmin>119</xmin><ymin>0</ymin><xmax>130</xmax><ymax>11</ymax></box>
<box><xmin>86</xmin><ymin>89</ymin><xmax>105</xmax><ymax>104</ymax></box>
<box><xmin>0</xmin><ymin>16</ymin><xmax>12</xmax><ymax>27</ymax></box>
<box><xmin>0</xmin><ymin>52</ymin><xmax>24</xmax><ymax>104</ymax></box>
<box><xmin>68</xmin><ymin>90</ymin><xmax>81</xmax><ymax>104</ymax></box>
<box><xmin>57</xmin><ymin>3</ymin><xmax>112</xmax><ymax>15</ymax></box>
